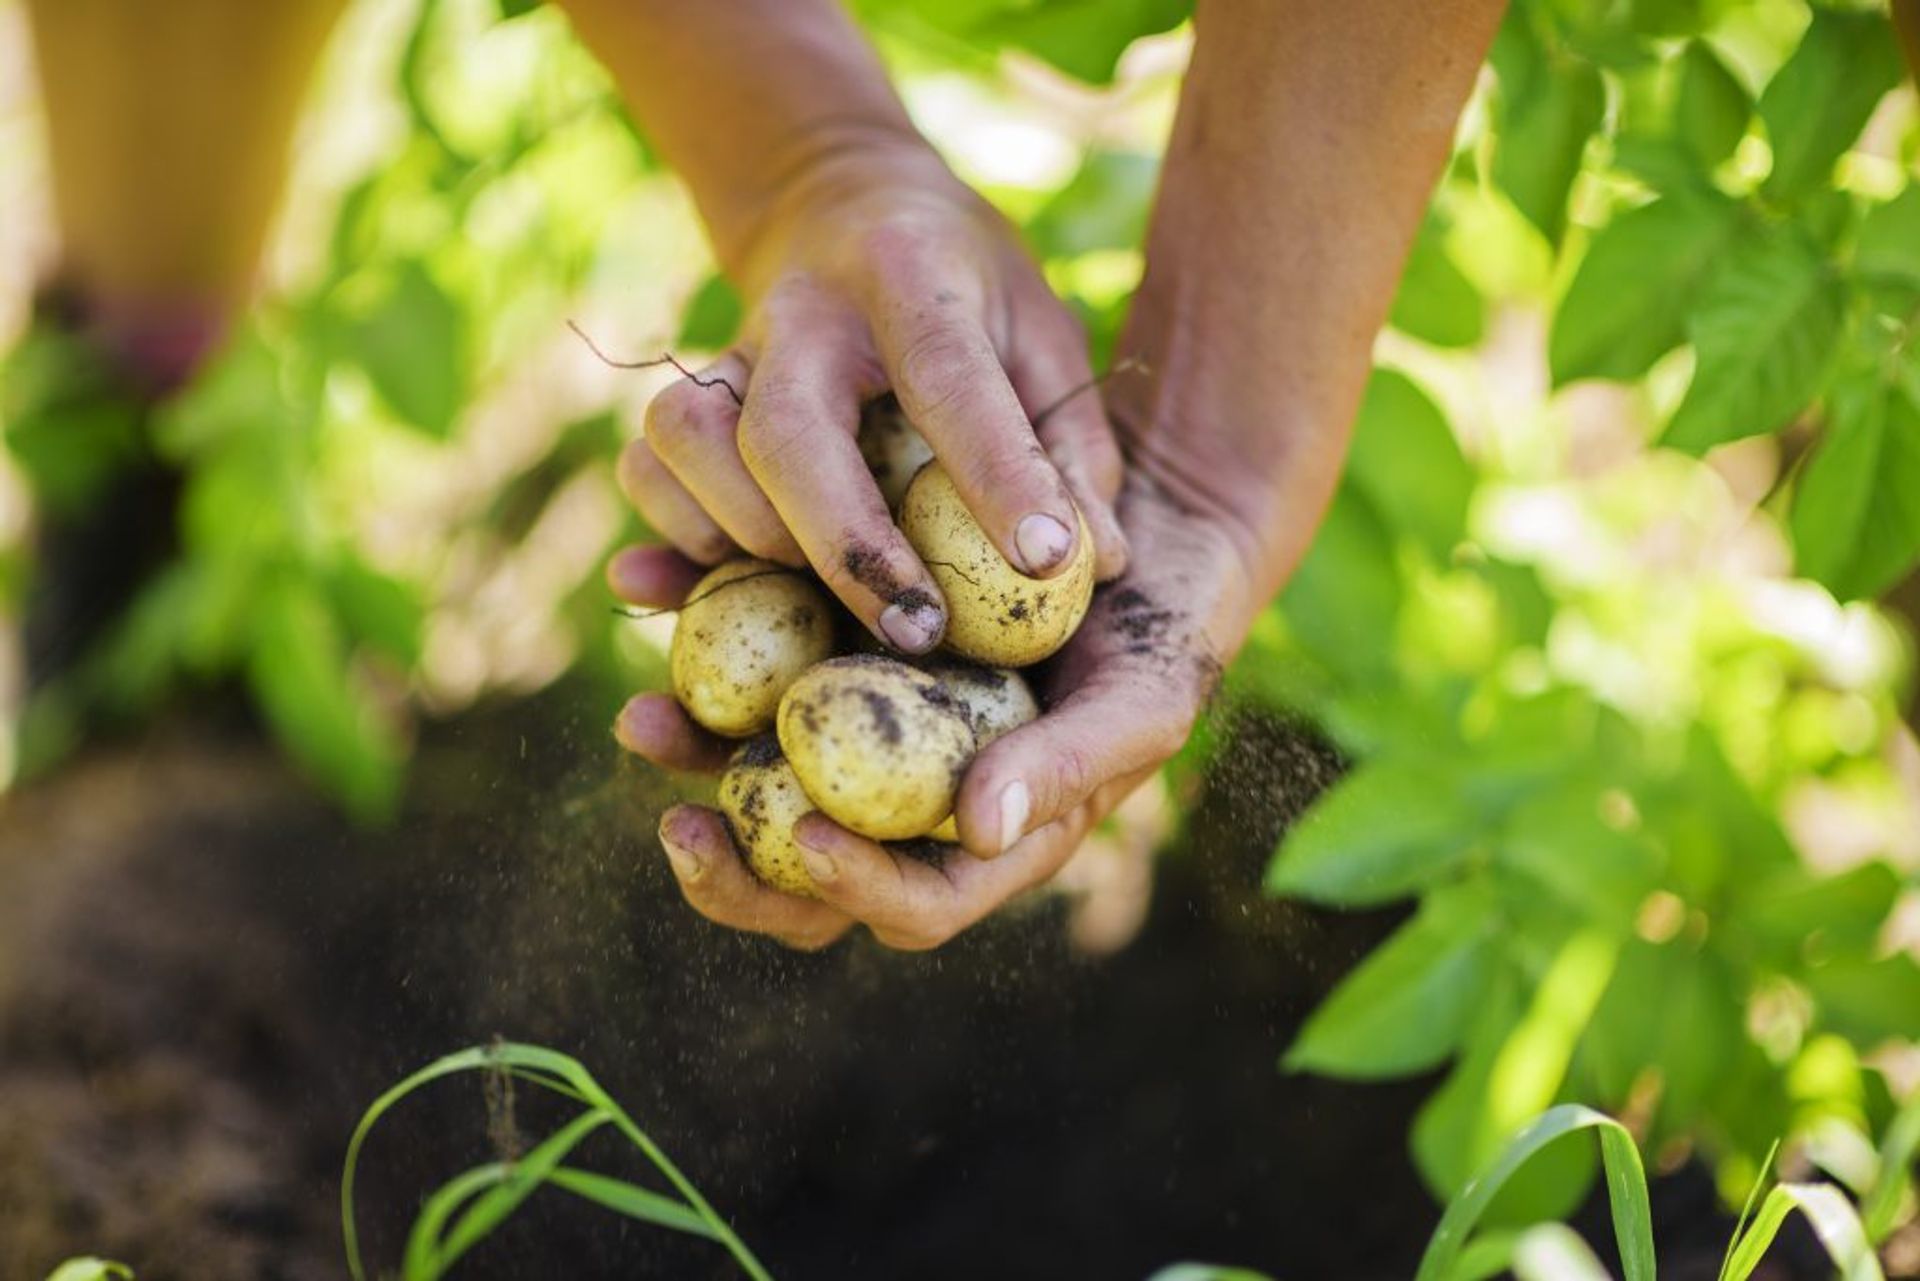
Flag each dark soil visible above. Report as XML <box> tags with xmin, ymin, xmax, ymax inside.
<box><xmin>0</xmin><ymin>691</ymin><xmax>1842</xmax><ymax>1281</ymax></box>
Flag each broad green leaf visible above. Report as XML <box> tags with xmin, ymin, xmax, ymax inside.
<box><xmin>1585</xmin><ymin>942</ymin><xmax>1741</xmax><ymax>1144</ymax></box>
<box><xmin>1285</xmin><ymin>886</ymin><xmax>1496</xmax><ymax>1078</ymax></box>
<box><xmin>1415</xmin><ymin>1105</ymin><xmax>1655</xmax><ymax>1281</ymax></box>
<box><xmin>1551</xmin><ymin>192</ymin><xmax>1741</xmax><ymax>386</ymax></box>
<box><xmin>981</xmin><ymin>0</ymin><xmax>1190</xmax><ymax>85</ymax></box>
<box><xmin>1722</xmin><ymin>1182</ymin><xmax>1885</xmax><ymax>1281</ymax></box>
<box><xmin>350</xmin><ymin>261</ymin><xmax>470</xmax><ymax>439</ymax></box>
<box><xmin>1741</xmin><ymin>862</ymin><xmax>1902</xmax><ymax>966</ymax></box>
<box><xmin>1792</xmin><ymin>382</ymin><xmax>1920</xmax><ymax>599</ymax></box>
<box><xmin>1807</xmin><ymin>954</ymin><xmax>1920</xmax><ymax>1048</ymax></box>
<box><xmin>1496</xmin><ymin>783</ymin><xmax>1662</xmax><ymax>928</ymax></box>
<box><xmin>1628</xmin><ymin>0</ymin><xmax>1737</xmax><ymax>38</ymax></box>
<box><xmin>1391</xmin><ymin>211</ymin><xmax>1485</xmax><ymax>349</ymax></box>
<box><xmin>1277</xmin><ymin>487</ymin><xmax>1403</xmax><ymax>684</ymax></box>
<box><xmin>248</xmin><ymin>574</ymin><xmax>404</xmax><ymax>819</ymax></box>
<box><xmin>1267</xmin><ymin>758</ymin><xmax>1478</xmax><ymax>906</ymax></box>
<box><xmin>1491</xmin><ymin>17</ymin><xmax>1605</xmax><ymax>246</ymax></box>
<box><xmin>1675</xmin><ymin>41</ymin><xmax>1751</xmax><ymax>167</ymax></box>
<box><xmin>1025</xmin><ymin>150</ymin><xmax>1158</xmax><ymax>258</ymax></box>
<box><xmin>675</xmin><ymin>274</ymin><xmax>742</xmax><ymax>350</ymax></box>
<box><xmin>1759</xmin><ymin>7</ymin><xmax>1904</xmax><ymax>202</ymax></box>
<box><xmin>329</xmin><ymin>554</ymin><xmax>425</xmax><ymax>667</ymax></box>
<box><xmin>1345</xmin><ymin>368</ymin><xmax>1473</xmax><ymax>558</ymax></box>
<box><xmin>1856</xmin><ymin>187</ymin><xmax>1920</xmax><ymax>287</ymax></box>
<box><xmin>1663</xmin><ymin>227</ymin><xmax>1843</xmax><ymax>453</ymax></box>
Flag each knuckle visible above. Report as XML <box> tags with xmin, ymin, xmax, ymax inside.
<box><xmin>1049</xmin><ymin>743</ymin><xmax>1099</xmax><ymax>812</ymax></box>
<box><xmin>896</xmin><ymin>325</ymin><xmax>986</xmax><ymax>421</ymax></box>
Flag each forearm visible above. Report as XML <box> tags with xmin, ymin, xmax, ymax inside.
<box><xmin>557</xmin><ymin>0</ymin><xmax>942</xmax><ymax>280</ymax></box>
<box><xmin>1115</xmin><ymin>0</ymin><xmax>1503</xmax><ymax>631</ymax></box>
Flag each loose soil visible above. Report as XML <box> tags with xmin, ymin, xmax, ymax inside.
<box><xmin>0</xmin><ymin>688</ymin><xmax>1840</xmax><ymax>1280</ymax></box>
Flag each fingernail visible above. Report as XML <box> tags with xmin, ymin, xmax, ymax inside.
<box><xmin>662</xmin><ymin>833</ymin><xmax>706</xmax><ymax>883</ymax></box>
<box><xmin>1015</xmin><ymin>514</ymin><xmax>1073</xmax><ymax>574</ymax></box>
<box><xmin>800</xmin><ymin>846</ymin><xmax>837</xmax><ymax>885</ymax></box>
<box><xmin>879</xmin><ymin>601</ymin><xmax>943</xmax><ymax>654</ymax></box>
<box><xmin>997</xmin><ymin>780</ymin><xmax>1030</xmax><ymax>854</ymax></box>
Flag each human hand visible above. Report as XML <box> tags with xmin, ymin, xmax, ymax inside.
<box><xmin>610</xmin><ymin>141</ymin><xmax>1127</xmax><ymax>656</ymax></box>
<box><xmin>611</xmin><ymin>451</ymin><xmax>1269</xmax><ymax>950</ymax></box>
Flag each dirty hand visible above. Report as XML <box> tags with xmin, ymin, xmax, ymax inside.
<box><xmin>611</xmin><ymin>443</ymin><xmax>1264</xmax><ymax>949</ymax></box>
<box><xmin>610</xmin><ymin>143</ymin><xmax>1128</xmax><ymax>653</ymax></box>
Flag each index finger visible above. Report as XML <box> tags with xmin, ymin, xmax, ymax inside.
<box><xmin>862</xmin><ymin>233</ymin><xmax>1083</xmax><ymax>579</ymax></box>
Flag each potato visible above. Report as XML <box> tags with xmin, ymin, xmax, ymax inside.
<box><xmin>670</xmin><ymin>559</ymin><xmax>835</xmax><ymax>737</ymax></box>
<box><xmin>717</xmin><ymin>736</ymin><xmax>821</xmax><ymax>898</ymax></box>
<box><xmin>899</xmin><ymin>463</ymin><xmax>1094</xmax><ymax>666</ymax></box>
<box><xmin>919</xmin><ymin>660</ymin><xmax>1039</xmax><ymax>843</ymax></box>
<box><xmin>777</xmin><ymin>654</ymin><xmax>975</xmax><ymax>840</ymax></box>
<box><xmin>857</xmin><ymin>394</ymin><xmax>935</xmax><ymax>511</ymax></box>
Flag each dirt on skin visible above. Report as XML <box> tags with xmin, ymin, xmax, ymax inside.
<box><xmin>0</xmin><ymin>691</ymin><xmax>1842</xmax><ymax>1281</ymax></box>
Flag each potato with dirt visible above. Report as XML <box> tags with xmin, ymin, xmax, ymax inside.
<box><xmin>669</xmin><ymin>559</ymin><xmax>835</xmax><ymax>737</ymax></box>
<box><xmin>717</xmin><ymin>735</ymin><xmax>824</xmax><ymax>897</ymax></box>
<box><xmin>857</xmin><ymin>394</ymin><xmax>935</xmax><ymax>512</ymax></box>
<box><xmin>899</xmin><ymin>463</ymin><xmax>1094</xmax><ymax>667</ymax></box>
<box><xmin>776</xmin><ymin>654</ymin><xmax>975</xmax><ymax>841</ymax></box>
<box><xmin>919</xmin><ymin>660</ymin><xmax>1039</xmax><ymax>843</ymax></box>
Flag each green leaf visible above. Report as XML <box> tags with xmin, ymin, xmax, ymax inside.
<box><xmin>248</xmin><ymin>574</ymin><xmax>404</xmax><ymax>820</ymax></box>
<box><xmin>1145</xmin><ymin>1268</ymin><xmax>1275</xmax><ymax>1281</ymax></box>
<box><xmin>1585</xmin><ymin>941</ymin><xmax>1741</xmax><ymax>1144</ymax></box>
<box><xmin>1025</xmin><ymin>150</ymin><xmax>1158</xmax><ymax>259</ymax></box>
<box><xmin>496</xmin><ymin>0</ymin><xmax>542</xmax><ymax>17</ymax></box>
<box><xmin>1415</xmin><ymin>1105</ymin><xmax>1655</xmax><ymax>1281</ymax></box>
<box><xmin>350</xmin><ymin>260</ymin><xmax>469</xmax><ymax>439</ymax></box>
<box><xmin>45</xmin><ymin>1261</ymin><xmax>134</xmax><ymax>1281</ymax></box>
<box><xmin>1722</xmin><ymin>1182</ymin><xmax>1886</xmax><ymax>1281</ymax></box>
<box><xmin>1663</xmin><ymin>227</ymin><xmax>1843</xmax><ymax>453</ymax></box>
<box><xmin>1792</xmin><ymin>380</ymin><xmax>1920</xmax><ymax>599</ymax></box>
<box><xmin>1863</xmin><ymin>1091</ymin><xmax>1920</xmax><ymax>1242</ymax></box>
<box><xmin>1675</xmin><ymin>41</ymin><xmax>1751</xmax><ymax>167</ymax></box>
<box><xmin>1807</xmin><ymin>954</ymin><xmax>1920</xmax><ymax>1049</ymax></box>
<box><xmin>1491</xmin><ymin>18</ymin><xmax>1606</xmax><ymax>246</ymax></box>
<box><xmin>1551</xmin><ymin>192</ymin><xmax>1741</xmax><ymax>386</ymax></box>
<box><xmin>1856</xmin><ymin>187</ymin><xmax>1920</xmax><ymax>287</ymax></box>
<box><xmin>1277</xmin><ymin>486</ymin><xmax>1404</xmax><ymax>683</ymax></box>
<box><xmin>1497</xmin><ymin>782</ymin><xmax>1662</xmax><ymax>928</ymax></box>
<box><xmin>1345</xmin><ymin>369</ymin><xmax>1473</xmax><ymax>558</ymax></box>
<box><xmin>675</xmin><ymin>274</ymin><xmax>742</xmax><ymax>350</ymax></box>
<box><xmin>1759</xmin><ymin>7</ymin><xmax>1904</xmax><ymax>202</ymax></box>
<box><xmin>1285</xmin><ymin>886</ymin><xmax>1496</xmax><ymax>1078</ymax></box>
<box><xmin>1266</xmin><ymin>758</ymin><xmax>1478</xmax><ymax>906</ymax></box>
<box><xmin>329</xmin><ymin>554</ymin><xmax>425</xmax><ymax>667</ymax></box>
<box><xmin>1628</xmin><ymin>0</ymin><xmax>1737</xmax><ymax>38</ymax></box>
<box><xmin>983</xmin><ymin>0</ymin><xmax>1190</xmax><ymax>85</ymax></box>
<box><xmin>1391</xmin><ymin>211</ymin><xmax>1485</xmax><ymax>349</ymax></box>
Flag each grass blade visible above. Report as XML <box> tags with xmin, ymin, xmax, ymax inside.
<box><xmin>547</xmin><ymin>1167</ymin><xmax>721</xmax><ymax>1238</ymax></box>
<box><xmin>1721</xmin><ymin>1183</ymin><xmax>1884</xmax><ymax>1281</ymax></box>
<box><xmin>1717</xmin><ymin>1139</ymin><xmax>1779</xmax><ymax>1281</ymax></box>
<box><xmin>1863</xmin><ymin>1092</ymin><xmax>1920</xmax><ymax>1242</ymax></box>
<box><xmin>1416</xmin><ymin>1104</ymin><xmax>1653</xmax><ymax>1281</ymax></box>
<box><xmin>401</xmin><ymin>1163</ymin><xmax>510</xmax><ymax>1280</ymax></box>
<box><xmin>425</xmin><ymin>1110</ymin><xmax>611</xmax><ymax>1277</ymax></box>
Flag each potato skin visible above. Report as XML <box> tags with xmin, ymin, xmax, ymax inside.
<box><xmin>670</xmin><ymin>559</ymin><xmax>835</xmax><ymax>737</ymax></box>
<box><xmin>777</xmin><ymin>655</ymin><xmax>976</xmax><ymax>841</ymax></box>
<box><xmin>919</xmin><ymin>661</ymin><xmax>1038</xmax><ymax>843</ymax></box>
<box><xmin>899</xmin><ymin>463</ymin><xmax>1094</xmax><ymax>666</ymax></box>
<box><xmin>717</xmin><ymin>736</ymin><xmax>821</xmax><ymax>897</ymax></box>
<box><xmin>857</xmin><ymin>395</ymin><xmax>935</xmax><ymax>512</ymax></box>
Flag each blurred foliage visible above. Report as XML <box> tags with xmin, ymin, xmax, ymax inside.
<box><xmin>1</xmin><ymin>0</ymin><xmax>1916</xmax><ymax>1245</ymax></box>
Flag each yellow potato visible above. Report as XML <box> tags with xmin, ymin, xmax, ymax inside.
<box><xmin>717</xmin><ymin>736</ymin><xmax>821</xmax><ymax>897</ymax></box>
<box><xmin>670</xmin><ymin>559</ymin><xmax>835</xmax><ymax>737</ymax></box>
<box><xmin>899</xmin><ymin>463</ymin><xmax>1094</xmax><ymax>666</ymax></box>
<box><xmin>920</xmin><ymin>660</ymin><xmax>1039</xmax><ymax>842</ymax></box>
<box><xmin>776</xmin><ymin>655</ymin><xmax>975</xmax><ymax>840</ymax></box>
<box><xmin>857</xmin><ymin>394</ymin><xmax>935</xmax><ymax>512</ymax></box>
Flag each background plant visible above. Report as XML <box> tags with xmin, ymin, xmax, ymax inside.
<box><xmin>0</xmin><ymin>0</ymin><xmax>1915</xmax><ymax>1252</ymax></box>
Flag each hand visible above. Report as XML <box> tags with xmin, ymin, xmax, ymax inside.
<box><xmin>611</xmin><ymin>141</ymin><xmax>1128</xmax><ymax>655</ymax></box>
<box><xmin>610</xmin><ymin>455</ymin><xmax>1265</xmax><ymax>951</ymax></box>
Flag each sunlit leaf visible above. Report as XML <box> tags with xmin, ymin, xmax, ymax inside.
<box><xmin>348</xmin><ymin>261</ymin><xmax>470</xmax><ymax>439</ymax></box>
<box><xmin>1664</xmin><ymin>226</ymin><xmax>1843</xmax><ymax>453</ymax></box>
<box><xmin>1266</xmin><ymin>757</ymin><xmax>1478</xmax><ymax>906</ymax></box>
<box><xmin>1759</xmin><ymin>7</ymin><xmax>1904</xmax><ymax>202</ymax></box>
<box><xmin>1026</xmin><ymin>150</ymin><xmax>1158</xmax><ymax>258</ymax></box>
<box><xmin>1792</xmin><ymin>379</ymin><xmax>1920</xmax><ymax>599</ymax></box>
<box><xmin>1491</xmin><ymin>16</ymin><xmax>1605</xmax><ymax>246</ymax></box>
<box><xmin>1551</xmin><ymin>192</ymin><xmax>1742</xmax><ymax>386</ymax></box>
<box><xmin>1285</xmin><ymin>885</ymin><xmax>1497</xmax><ymax>1078</ymax></box>
<box><xmin>1807</xmin><ymin>954</ymin><xmax>1920</xmax><ymax>1049</ymax></box>
<box><xmin>1391</xmin><ymin>211</ymin><xmax>1485</xmax><ymax>349</ymax></box>
<box><xmin>1856</xmin><ymin>187</ymin><xmax>1920</xmax><ymax>287</ymax></box>
<box><xmin>1345</xmin><ymin>368</ymin><xmax>1473</xmax><ymax>558</ymax></box>
<box><xmin>1674</xmin><ymin>40</ymin><xmax>1751</xmax><ymax>167</ymax></box>
<box><xmin>676</xmin><ymin>274</ymin><xmax>742</xmax><ymax>350</ymax></box>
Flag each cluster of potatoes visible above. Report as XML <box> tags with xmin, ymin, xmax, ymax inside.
<box><xmin>664</xmin><ymin>399</ymin><xmax>1095</xmax><ymax>895</ymax></box>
